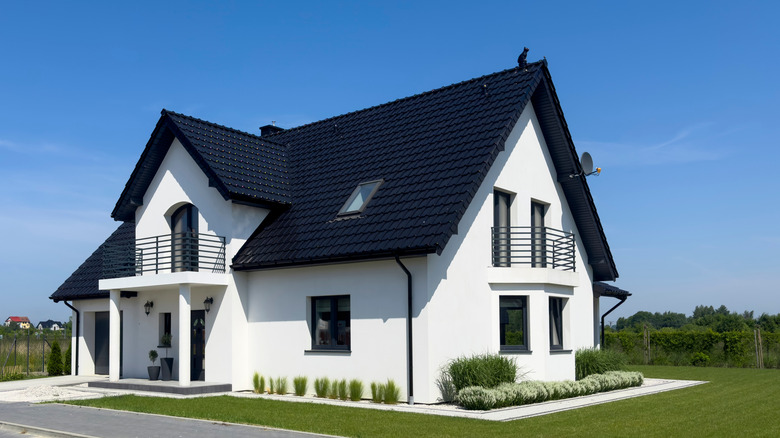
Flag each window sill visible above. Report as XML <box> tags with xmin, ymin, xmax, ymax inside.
<box><xmin>499</xmin><ymin>349</ymin><xmax>532</xmax><ymax>355</ymax></box>
<box><xmin>549</xmin><ymin>349</ymin><xmax>572</xmax><ymax>355</ymax></box>
<box><xmin>304</xmin><ymin>349</ymin><xmax>352</xmax><ymax>355</ymax></box>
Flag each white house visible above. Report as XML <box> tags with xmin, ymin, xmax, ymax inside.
<box><xmin>51</xmin><ymin>55</ymin><xmax>627</xmax><ymax>404</ymax></box>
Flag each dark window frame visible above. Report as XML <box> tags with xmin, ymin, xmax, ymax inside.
<box><xmin>499</xmin><ymin>296</ymin><xmax>528</xmax><ymax>351</ymax></box>
<box><xmin>549</xmin><ymin>297</ymin><xmax>565</xmax><ymax>350</ymax></box>
<box><xmin>310</xmin><ymin>295</ymin><xmax>351</xmax><ymax>350</ymax></box>
<box><xmin>338</xmin><ymin>180</ymin><xmax>383</xmax><ymax>216</ymax></box>
<box><xmin>493</xmin><ymin>190</ymin><xmax>512</xmax><ymax>267</ymax></box>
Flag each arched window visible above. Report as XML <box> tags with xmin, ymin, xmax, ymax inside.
<box><xmin>171</xmin><ymin>204</ymin><xmax>199</xmax><ymax>272</ymax></box>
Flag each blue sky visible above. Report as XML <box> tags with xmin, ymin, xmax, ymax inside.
<box><xmin>1</xmin><ymin>1</ymin><xmax>778</xmax><ymax>325</ymax></box>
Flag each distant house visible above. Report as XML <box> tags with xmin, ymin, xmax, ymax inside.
<box><xmin>36</xmin><ymin>320</ymin><xmax>64</xmax><ymax>331</ymax></box>
<box><xmin>51</xmin><ymin>55</ymin><xmax>628</xmax><ymax>403</ymax></box>
<box><xmin>4</xmin><ymin>316</ymin><xmax>31</xmax><ymax>329</ymax></box>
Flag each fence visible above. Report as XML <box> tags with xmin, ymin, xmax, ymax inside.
<box><xmin>0</xmin><ymin>331</ymin><xmax>70</xmax><ymax>378</ymax></box>
<box><xmin>604</xmin><ymin>327</ymin><xmax>780</xmax><ymax>368</ymax></box>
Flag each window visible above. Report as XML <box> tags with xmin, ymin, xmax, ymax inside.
<box><xmin>531</xmin><ymin>201</ymin><xmax>546</xmax><ymax>267</ymax></box>
<box><xmin>311</xmin><ymin>296</ymin><xmax>350</xmax><ymax>350</ymax></box>
<box><xmin>171</xmin><ymin>204</ymin><xmax>199</xmax><ymax>272</ymax></box>
<box><xmin>500</xmin><ymin>296</ymin><xmax>528</xmax><ymax>351</ymax></box>
<box><xmin>159</xmin><ymin>312</ymin><xmax>171</xmax><ymax>345</ymax></box>
<box><xmin>493</xmin><ymin>190</ymin><xmax>512</xmax><ymax>267</ymax></box>
<box><xmin>549</xmin><ymin>297</ymin><xmax>565</xmax><ymax>350</ymax></box>
<box><xmin>339</xmin><ymin>180</ymin><xmax>382</xmax><ymax>215</ymax></box>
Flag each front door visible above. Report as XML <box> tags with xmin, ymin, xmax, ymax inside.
<box><xmin>94</xmin><ymin>311</ymin><xmax>122</xmax><ymax>376</ymax></box>
<box><xmin>191</xmin><ymin>310</ymin><xmax>205</xmax><ymax>381</ymax></box>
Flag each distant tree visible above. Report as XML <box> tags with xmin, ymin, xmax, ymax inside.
<box><xmin>48</xmin><ymin>341</ymin><xmax>63</xmax><ymax>376</ymax></box>
<box><xmin>63</xmin><ymin>343</ymin><xmax>72</xmax><ymax>375</ymax></box>
<box><xmin>693</xmin><ymin>305</ymin><xmax>715</xmax><ymax>319</ymax></box>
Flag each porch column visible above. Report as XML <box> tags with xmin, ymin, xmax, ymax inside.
<box><xmin>109</xmin><ymin>289</ymin><xmax>121</xmax><ymax>382</ymax></box>
<box><xmin>178</xmin><ymin>284</ymin><xmax>191</xmax><ymax>387</ymax></box>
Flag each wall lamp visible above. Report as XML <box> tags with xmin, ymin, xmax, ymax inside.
<box><xmin>144</xmin><ymin>300</ymin><xmax>154</xmax><ymax>316</ymax></box>
<box><xmin>204</xmin><ymin>297</ymin><xmax>214</xmax><ymax>313</ymax></box>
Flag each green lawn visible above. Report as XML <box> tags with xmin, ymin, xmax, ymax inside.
<box><xmin>65</xmin><ymin>366</ymin><xmax>780</xmax><ymax>437</ymax></box>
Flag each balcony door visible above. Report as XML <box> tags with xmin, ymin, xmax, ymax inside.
<box><xmin>171</xmin><ymin>204</ymin><xmax>199</xmax><ymax>272</ymax></box>
<box><xmin>494</xmin><ymin>190</ymin><xmax>511</xmax><ymax>267</ymax></box>
<box><xmin>531</xmin><ymin>201</ymin><xmax>546</xmax><ymax>267</ymax></box>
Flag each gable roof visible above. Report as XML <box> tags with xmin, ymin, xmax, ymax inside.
<box><xmin>37</xmin><ymin>320</ymin><xmax>63</xmax><ymax>329</ymax></box>
<box><xmin>111</xmin><ymin>111</ymin><xmax>290</xmax><ymax>221</ymax></box>
<box><xmin>50</xmin><ymin>222</ymin><xmax>135</xmax><ymax>302</ymax></box>
<box><xmin>6</xmin><ymin>316</ymin><xmax>31</xmax><ymax>323</ymax></box>
<box><xmin>231</xmin><ymin>61</ymin><xmax>618</xmax><ymax>281</ymax></box>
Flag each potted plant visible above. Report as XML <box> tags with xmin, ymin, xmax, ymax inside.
<box><xmin>159</xmin><ymin>333</ymin><xmax>174</xmax><ymax>381</ymax></box>
<box><xmin>148</xmin><ymin>350</ymin><xmax>160</xmax><ymax>380</ymax></box>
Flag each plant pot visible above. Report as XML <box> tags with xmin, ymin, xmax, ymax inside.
<box><xmin>148</xmin><ymin>366</ymin><xmax>160</xmax><ymax>381</ymax></box>
<box><xmin>160</xmin><ymin>357</ymin><xmax>174</xmax><ymax>381</ymax></box>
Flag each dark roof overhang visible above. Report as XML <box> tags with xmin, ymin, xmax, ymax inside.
<box><xmin>593</xmin><ymin>281</ymin><xmax>631</xmax><ymax>298</ymax></box>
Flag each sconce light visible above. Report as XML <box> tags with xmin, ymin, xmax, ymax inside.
<box><xmin>144</xmin><ymin>300</ymin><xmax>154</xmax><ymax>316</ymax></box>
<box><xmin>203</xmin><ymin>297</ymin><xmax>214</xmax><ymax>313</ymax></box>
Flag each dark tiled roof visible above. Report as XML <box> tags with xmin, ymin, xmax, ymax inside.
<box><xmin>594</xmin><ymin>281</ymin><xmax>631</xmax><ymax>298</ymax></box>
<box><xmin>233</xmin><ymin>62</ymin><xmax>546</xmax><ymax>269</ymax></box>
<box><xmin>112</xmin><ymin>111</ymin><xmax>289</xmax><ymax>221</ymax></box>
<box><xmin>50</xmin><ymin>222</ymin><xmax>135</xmax><ymax>301</ymax></box>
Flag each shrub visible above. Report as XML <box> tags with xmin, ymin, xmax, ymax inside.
<box><xmin>269</xmin><ymin>377</ymin><xmax>275</xmax><ymax>394</ymax></box>
<box><xmin>337</xmin><ymin>379</ymin><xmax>348</xmax><ymax>401</ymax></box>
<box><xmin>575</xmin><ymin>347</ymin><xmax>627</xmax><ymax>380</ymax></box>
<box><xmin>148</xmin><ymin>349</ymin><xmax>158</xmax><ymax>365</ymax></box>
<box><xmin>328</xmin><ymin>380</ymin><xmax>339</xmax><ymax>399</ymax></box>
<box><xmin>370</xmin><ymin>381</ymin><xmax>384</xmax><ymax>403</ymax></box>
<box><xmin>252</xmin><ymin>372</ymin><xmax>262</xmax><ymax>394</ymax></box>
<box><xmin>259</xmin><ymin>376</ymin><xmax>266</xmax><ymax>393</ymax></box>
<box><xmin>349</xmin><ymin>379</ymin><xmax>364</xmax><ymax>401</ymax></box>
<box><xmin>446</xmin><ymin>353</ymin><xmax>517</xmax><ymax>391</ymax></box>
<box><xmin>314</xmin><ymin>377</ymin><xmax>330</xmax><ymax>398</ymax></box>
<box><xmin>383</xmin><ymin>379</ymin><xmax>401</xmax><ymax>404</ymax></box>
<box><xmin>64</xmin><ymin>343</ymin><xmax>72</xmax><ymax>375</ymax></box>
<box><xmin>456</xmin><ymin>386</ymin><xmax>498</xmax><ymax>410</ymax></box>
<box><xmin>275</xmin><ymin>377</ymin><xmax>288</xmax><ymax>395</ymax></box>
<box><xmin>47</xmin><ymin>342</ymin><xmax>63</xmax><ymax>376</ymax></box>
<box><xmin>293</xmin><ymin>376</ymin><xmax>308</xmax><ymax>396</ymax></box>
<box><xmin>691</xmin><ymin>352</ymin><xmax>710</xmax><ymax>367</ymax></box>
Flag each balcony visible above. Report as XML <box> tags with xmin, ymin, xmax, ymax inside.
<box><xmin>491</xmin><ymin>226</ymin><xmax>575</xmax><ymax>271</ymax></box>
<box><xmin>102</xmin><ymin>232</ymin><xmax>226</xmax><ymax>279</ymax></box>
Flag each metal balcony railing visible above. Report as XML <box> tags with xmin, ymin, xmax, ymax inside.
<box><xmin>491</xmin><ymin>226</ymin><xmax>575</xmax><ymax>271</ymax></box>
<box><xmin>102</xmin><ymin>232</ymin><xmax>226</xmax><ymax>279</ymax></box>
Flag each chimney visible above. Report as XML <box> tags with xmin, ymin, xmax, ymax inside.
<box><xmin>260</xmin><ymin>121</ymin><xmax>284</xmax><ymax>137</ymax></box>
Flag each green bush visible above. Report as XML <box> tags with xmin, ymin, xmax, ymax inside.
<box><xmin>64</xmin><ymin>343</ymin><xmax>72</xmax><ymax>375</ymax></box>
<box><xmin>575</xmin><ymin>347</ymin><xmax>627</xmax><ymax>380</ymax></box>
<box><xmin>455</xmin><ymin>371</ymin><xmax>644</xmax><ymax>410</ymax></box>
<box><xmin>47</xmin><ymin>341</ymin><xmax>63</xmax><ymax>376</ymax></box>
<box><xmin>252</xmin><ymin>372</ymin><xmax>262</xmax><ymax>394</ymax></box>
<box><xmin>337</xmin><ymin>379</ymin><xmax>348</xmax><ymax>401</ymax></box>
<box><xmin>269</xmin><ymin>377</ymin><xmax>275</xmax><ymax>394</ymax></box>
<box><xmin>383</xmin><ymin>379</ymin><xmax>400</xmax><ymax>404</ymax></box>
<box><xmin>446</xmin><ymin>353</ymin><xmax>517</xmax><ymax>391</ymax></box>
<box><xmin>275</xmin><ymin>376</ymin><xmax>288</xmax><ymax>395</ymax></box>
<box><xmin>691</xmin><ymin>352</ymin><xmax>710</xmax><ymax>367</ymax></box>
<box><xmin>370</xmin><ymin>381</ymin><xmax>384</xmax><ymax>403</ymax></box>
<box><xmin>314</xmin><ymin>377</ymin><xmax>329</xmax><ymax>398</ymax></box>
<box><xmin>349</xmin><ymin>379</ymin><xmax>364</xmax><ymax>401</ymax></box>
<box><xmin>328</xmin><ymin>380</ymin><xmax>339</xmax><ymax>399</ymax></box>
<box><xmin>293</xmin><ymin>376</ymin><xmax>308</xmax><ymax>396</ymax></box>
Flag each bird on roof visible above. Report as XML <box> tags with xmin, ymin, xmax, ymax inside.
<box><xmin>517</xmin><ymin>47</ymin><xmax>529</xmax><ymax>69</ymax></box>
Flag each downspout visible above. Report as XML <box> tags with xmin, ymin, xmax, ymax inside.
<box><xmin>600</xmin><ymin>296</ymin><xmax>627</xmax><ymax>348</ymax></box>
<box><xmin>394</xmin><ymin>255</ymin><xmax>414</xmax><ymax>405</ymax></box>
<box><xmin>62</xmin><ymin>300</ymin><xmax>80</xmax><ymax>376</ymax></box>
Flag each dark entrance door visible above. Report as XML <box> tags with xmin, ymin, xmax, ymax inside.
<box><xmin>191</xmin><ymin>310</ymin><xmax>205</xmax><ymax>381</ymax></box>
<box><xmin>94</xmin><ymin>311</ymin><xmax>122</xmax><ymax>376</ymax></box>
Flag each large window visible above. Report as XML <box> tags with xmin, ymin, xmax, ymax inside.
<box><xmin>311</xmin><ymin>296</ymin><xmax>350</xmax><ymax>350</ymax></box>
<box><xmin>500</xmin><ymin>296</ymin><xmax>528</xmax><ymax>351</ymax></box>
<box><xmin>549</xmin><ymin>297</ymin><xmax>565</xmax><ymax>350</ymax></box>
<box><xmin>493</xmin><ymin>190</ymin><xmax>512</xmax><ymax>267</ymax></box>
<box><xmin>531</xmin><ymin>201</ymin><xmax>546</xmax><ymax>267</ymax></box>
<box><xmin>171</xmin><ymin>204</ymin><xmax>199</xmax><ymax>272</ymax></box>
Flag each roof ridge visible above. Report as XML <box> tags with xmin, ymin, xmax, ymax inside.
<box><xmin>268</xmin><ymin>60</ymin><xmax>547</xmax><ymax>138</ymax></box>
<box><xmin>161</xmin><ymin>109</ymin><xmax>287</xmax><ymax>148</ymax></box>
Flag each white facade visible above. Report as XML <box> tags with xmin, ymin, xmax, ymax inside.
<box><xmin>69</xmin><ymin>102</ymin><xmax>603</xmax><ymax>404</ymax></box>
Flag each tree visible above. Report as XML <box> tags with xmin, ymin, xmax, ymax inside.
<box><xmin>47</xmin><ymin>341</ymin><xmax>63</xmax><ymax>376</ymax></box>
<box><xmin>64</xmin><ymin>343</ymin><xmax>72</xmax><ymax>375</ymax></box>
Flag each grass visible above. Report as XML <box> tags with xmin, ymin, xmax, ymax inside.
<box><xmin>65</xmin><ymin>366</ymin><xmax>780</xmax><ymax>437</ymax></box>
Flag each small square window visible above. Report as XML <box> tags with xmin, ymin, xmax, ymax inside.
<box><xmin>311</xmin><ymin>295</ymin><xmax>350</xmax><ymax>350</ymax></box>
<box><xmin>338</xmin><ymin>180</ymin><xmax>383</xmax><ymax>215</ymax></box>
<box><xmin>500</xmin><ymin>296</ymin><xmax>528</xmax><ymax>351</ymax></box>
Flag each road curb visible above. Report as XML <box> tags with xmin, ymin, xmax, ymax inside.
<box><xmin>0</xmin><ymin>420</ymin><xmax>98</xmax><ymax>438</ymax></box>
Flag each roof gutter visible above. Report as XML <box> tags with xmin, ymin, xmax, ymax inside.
<box><xmin>394</xmin><ymin>255</ymin><xmax>414</xmax><ymax>405</ymax></box>
<box><xmin>600</xmin><ymin>296</ymin><xmax>628</xmax><ymax>347</ymax></box>
<box><xmin>61</xmin><ymin>300</ymin><xmax>79</xmax><ymax>376</ymax></box>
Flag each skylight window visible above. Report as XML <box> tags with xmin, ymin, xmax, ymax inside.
<box><xmin>339</xmin><ymin>179</ymin><xmax>383</xmax><ymax>215</ymax></box>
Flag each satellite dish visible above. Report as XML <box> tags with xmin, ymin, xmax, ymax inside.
<box><xmin>569</xmin><ymin>151</ymin><xmax>601</xmax><ymax>178</ymax></box>
<box><xmin>580</xmin><ymin>152</ymin><xmax>593</xmax><ymax>175</ymax></box>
